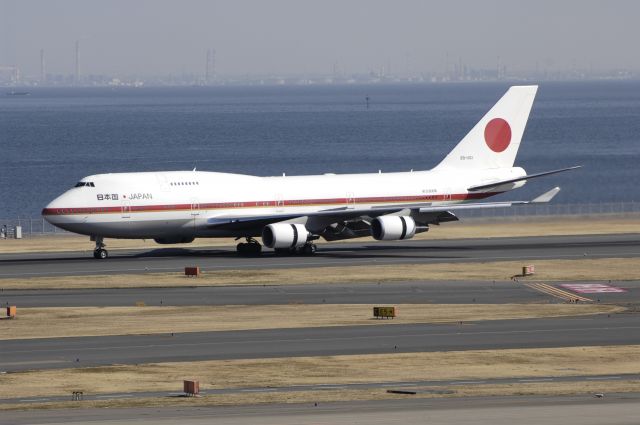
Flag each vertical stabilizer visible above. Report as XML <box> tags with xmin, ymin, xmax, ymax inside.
<box><xmin>435</xmin><ymin>85</ymin><xmax>538</xmax><ymax>170</ymax></box>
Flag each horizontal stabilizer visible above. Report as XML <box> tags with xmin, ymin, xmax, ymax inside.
<box><xmin>531</xmin><ymin>186</ymin><xmax>561</xmax><ymax>203</ymax></box>
<box><xmin>467</xmin><ymin>166</ymin><xmax>581</xmax><ymax>192</ymax></box>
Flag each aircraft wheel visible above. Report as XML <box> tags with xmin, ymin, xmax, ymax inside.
<box><xmin>237</xmin><ymin>242</ymin><xmax>262</xmax><ymax>256</ymax></box>
<box><xmin>302</xmin><ymin>243</ymin><xmax>317</xmax><ymax>255</ymax></box>
<box><xmin>93</xmin><ymin>249</ymin><xmax>108</xmax><ymax>259</ymax></box>
<box><xmin>274</xmin><ymin>248</ymin><xmax>293</xmax><ymax>256</ymax></box>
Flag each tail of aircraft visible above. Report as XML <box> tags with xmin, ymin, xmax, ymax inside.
<box><xmin>435</xmin><ymin>85</ymin><xmax>538</xmax><ymax>170</ymax></box>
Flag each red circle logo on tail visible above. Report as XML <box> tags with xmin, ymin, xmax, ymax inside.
<box><xmin>484</xmin><ymin>118</ymin><xmax>511</xmax><ymax>153</ymax></box>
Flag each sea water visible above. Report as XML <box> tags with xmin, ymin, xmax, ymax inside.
<box><xmin>1</xmin><ymin>81</ymin><xmax>639</xmax><ymax>218</ymax></box>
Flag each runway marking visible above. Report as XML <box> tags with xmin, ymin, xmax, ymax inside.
<box><xmin>561</xmin><ymin>283</ymin><xmax>627</xmax><ymax>294</ymax></box>
<box><xmin>586</xmin><ymin>376</ymin><xmax>621</xmax><ymax>380</ymax></box>
<box><xmin>451</xmin><ymin>381</ymin><xmax>486</xmax><ymax>385</ymax></box>
<box><xmin>524</xmin><ymin>282</ymin><xmax>592</xmax><ymax>302</ymax></box>
<box><xmin>0</xmin><ymin>360</ymin><xmax>68</xmax><ymax>366</ymax></box>
<box><xmin>382</xmin><ymin>383</ymin><xmax>417</xmax><ymax>387</ymax></box>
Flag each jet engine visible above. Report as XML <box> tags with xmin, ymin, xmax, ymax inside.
<box><xmin>371</xmin><ymin>216</ymin><xmax>416</xmax><ymax>241</ymax></box>
<box><xmin>262</xmin><ymin>223</ymin><xmax>310</xmax><ymax>249</ymax></box>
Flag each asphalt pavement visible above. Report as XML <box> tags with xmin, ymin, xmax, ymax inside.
<box><xmin>4</xmin><ymin>394</ymin><xmax>640</xmax><ymax>425</ymax></box>
<box><xmin>1</xmin><ymin>279</ymin><xmax>638</xmax><ymax>307</ymax></box>
<box><xmin>1</xmin><ymin>233</ymin><xmax>638</xmax><ymax>278</ymax></box>
<box><xmin>2</xmin><ymin>314</ymin><xmax>638</xmax><ymax>372</ymax></box>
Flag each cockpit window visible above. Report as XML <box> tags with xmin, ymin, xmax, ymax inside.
<box><xmin>74</xmin><ymin>182</ymin><xmax>95</xmax><ymax>188</ymax></box>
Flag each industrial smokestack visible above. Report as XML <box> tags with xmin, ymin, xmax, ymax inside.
<box><xmin>210</xmin><ymin>48</ymin><xmax>216</xmax><ymax>80</ymax></box>
<box><xmin>205</xmin><ymin>49</ymin><xmax>211</xmax><ymax>84</ymax></box>
<box><xmin>205</xmin><ymin>48</ymin><xmax>216</xmax><ymax>85</ymax></box>
<box><xmin>74</xmin><ymin>40</ymin><xmax>80</xmax><ymax>84</ymax></box>
<box><xmin>40</xmin><ymin>49</ymin><xmax>46</xmax><ymax>84</ymax></box>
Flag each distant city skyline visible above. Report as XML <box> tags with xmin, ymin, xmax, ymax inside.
<box><xmin>1</xmin><ymin>0</ymin><xmax>639</xmax><ymax>81</ymax></box>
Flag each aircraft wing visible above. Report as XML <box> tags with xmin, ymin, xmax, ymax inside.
<box><xmin>419</xmin><ymin>186</ymin><xmax>561</xmax><ymax>212</ymax></box>
<box><xmin>205</xmin><ymin>187</ymin><xmax>561</xmax><ymax>236</ymax></box>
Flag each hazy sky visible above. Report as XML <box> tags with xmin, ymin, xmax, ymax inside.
<box><xmin>1</xmin><ymin>0</ymin><xmax>638</xmax><ymax>77</ymax></box>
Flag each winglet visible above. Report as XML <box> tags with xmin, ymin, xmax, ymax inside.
<box><xmin>531</xmin><ymin>187</ymin><xmax>561</xmax><ymax>203</ymax></box>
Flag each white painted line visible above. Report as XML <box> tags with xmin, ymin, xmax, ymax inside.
<box><xmin>95</xmin><ymin>394</ymin><xmax>134</xmax><ymax>398</ymax></box>
<box><xmin>451</xmin><ymin>381</ymin><xmax>486</xmax><ymax>385</ymax></box>
<box><xmin>587</xmin><ymin>376</ymin><xmax>621</xmax><ymax>380</ymax></box>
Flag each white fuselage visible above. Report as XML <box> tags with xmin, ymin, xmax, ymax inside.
<box><xmin>43</xmin><ymin>167</ymin><xmax>526</xmax><ymax>240</ymax></box>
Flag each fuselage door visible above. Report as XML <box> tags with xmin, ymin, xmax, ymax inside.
<box><xmin>156</xmin><ymin>173</ymin><xmax>170</xmax><ymax>192</ymax></box>
<box><xmin>275</xmin><ymin>194</ymin><xmax>284</xmax><ymax>213</ymax></box>
<box><xmin>346</xmin><ymin>192</ymin><xmax>355</xmax><ymax>209</ymax></box>
<box><xmin>190</xmin><ymin>199</ymin><xmax>200</xmax><ymax>217</ymax></box>
<box><xmin>121</xmin><ymin>201</ymin><xmax>131</xmax><ymax>219</ymax></box>
<box><xmin>443</xmin><ymin>187</ymin><xmax>452</xmax><ymax>203</ymax></box>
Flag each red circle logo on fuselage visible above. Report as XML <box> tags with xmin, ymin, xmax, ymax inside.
<box><xmin>484</xmin><ymin>118</ymin><xmax>511</xmax><ymax>153</ymax></box>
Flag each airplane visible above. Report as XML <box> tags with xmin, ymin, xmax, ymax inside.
<box><xmin>42</xmin><ymin>85</ymin><xmax>579</xmax><ymax>259</ymax></box>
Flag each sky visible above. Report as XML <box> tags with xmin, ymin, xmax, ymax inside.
<box><xmin>0</xmin><ymin>0</ymin><xmax>638</xmax><ymax>77</ymax></box>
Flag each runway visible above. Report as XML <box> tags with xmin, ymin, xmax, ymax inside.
<box><xmin>1</xmin><ymin>233</ymin><xmax>639</xmax><ymax>278</ymax></box>
<box><xmin>2</xmin><ymin>279</ymin><xmax>638</xmax><ymax>307</ymax></box>
<box><xmin>2</xmin><ymin>314</ymin><xmax>638</xmax><ymax>372</ymax></box>
<box><xmin>2</xmin><ymin>232</ymin><xmax>639</xmax><ymax>418</ymax></box>
<box><xmin>4</xmin><ymin>394</ymin><xmax>640</xmax><ymax>425</ymax></box>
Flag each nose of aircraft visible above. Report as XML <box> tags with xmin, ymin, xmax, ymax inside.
<box><xmin>42</xmin><ymin>190</ymin><xmax>76</xmax><ymax>227</ymax></box>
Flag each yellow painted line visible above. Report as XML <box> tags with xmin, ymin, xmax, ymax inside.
<box><xmin>533</xmin><ymin>282</ymin><xmax>590</xmax><ymax>302</ymax></box>
<box><xmin>540</xmin><ymin>283</ymin><xmax>592</xmax><ymax>302</ymax></box>
<box><xmin>525</xmin><ymin>282</ymin><xmax>592</xmax><ymax>302</ymax></box>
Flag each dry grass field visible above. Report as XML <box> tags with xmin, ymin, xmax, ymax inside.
<box><xmin>0</xmin><ymin>303</ymin><xmax>620</xmax><ymax>340</ymax></box>
<box><xmin>2</xmin><ymin>257</ymin><xmax>639</xmax><ymax>290</ymax></box>
<box><xmin>3</xmin><ymin>379</ymin><xmax>640</xmax><ymax>411</ymax></box>
<box><xmin>1</xmin><ymin>345</ymin><xmax>638</xmax><ymax>400</ymax></box>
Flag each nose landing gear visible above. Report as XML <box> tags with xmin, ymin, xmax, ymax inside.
<box><xmin>92</xmin><ymin>237</ymin><xmax>108</xmax><ymax>259</ymax></box>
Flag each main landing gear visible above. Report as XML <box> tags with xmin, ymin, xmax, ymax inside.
<box><xmin>92</xmin><ymin>236</ymin><xmax>108</xmax><ymax>259</ymax></box>
<box><xmin>274</xmin><ymin>242</ymin><xmax>317</xmax><ymax>256</ymax></box>
<box><xmin>236</xmin><ymin>237</ymin><xmax>262</xmax><ymax>256</ymax></box>
<box><xmin>235</xmin><ymin>238</ymin><xmax>318</xmax><ymax>256</ymax></box>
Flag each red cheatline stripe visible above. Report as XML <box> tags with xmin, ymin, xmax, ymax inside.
<box><xmin>41</xmin><ymin>192</ymin><xmax>498</xmax><ymax>216</ymax></box>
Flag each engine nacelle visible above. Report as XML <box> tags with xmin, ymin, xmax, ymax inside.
<box><xmin>262</xmin><ymin>223</ymin><xmax>310</xmax><ymax>249</ymax></box>
<box><xmin>154</xmin><ymin>236</ymin><xmax>195</xmax><ymax>244</ymax></box>
<box><xmin>371</xmin><ymin>216</ymin><xmax>416</xmax><ymax>241</ymax></box>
